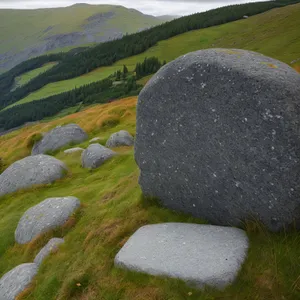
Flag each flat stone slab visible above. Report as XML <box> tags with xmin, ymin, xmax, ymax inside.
<box><xmin>106</xmin><ymin>130</ymin><xmax>134</xmax><ymax>148</ymax></box>
<box><xmin>15</xmin><ymin>196</ymin><xmax>80</xmax><ymax>244</ymax></box>
<box><xmin>115</xmin><ymin>223</ymin><xmax>249</xmax><ymax>289</ymax></box>
<box><xmin>0</xmin><ymin>263</ymin><xmax>38</xmax><ymax>300</ymax></box>
<box><xmin>32</xmin><ymin>123</ymin><xmax>88</xmax><ymax>155</ymax></box>
<box><xmin>81</xmin><ymin>144</ymin><xmax>116</xmax><ymax>169</ymax></box>
<box><xmin>89</xmin><ymin>137</ymin><xmax>101</xmax><ymax>143</ymax></box>
<box><xmin>64</xmin><ymin>147</ymin><xmax>84</xmax><ymax>154</ymax></box>
<box><xmin>0</xmin><ymin>155</ymin><xmax>68</xmax><ymax>197</ymax></box>
<box><xmin>34</xmin><ymin>238</ymin><xmax>64</xmax><ymax>267</ymax></box>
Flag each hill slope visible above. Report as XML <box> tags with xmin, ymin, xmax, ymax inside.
<box><xmin>9</xmin><ymin>3</ymin><xmax>300</xmax><ymax>108</ymax></box>
<box><xmin>0</xmin><ymin>4</ymin><xmax>163</xmax><ymax>73</ymax></box>
<box><xmin>0</xmin><ymin>97</ymin><xmax>299</xmax><ymax>300</ymax></box>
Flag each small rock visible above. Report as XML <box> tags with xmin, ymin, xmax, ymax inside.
<box><xmin>89</xmin><ymin>137</ymin><xmax>101</xmax><ymax>143</ymax></box>
<box><xmin>106</xmin><ymin>130</ymin><xmax>134</xmax><ymax>148</ymax></box>
<box><xmin>0</xmin><ymin>263</ymin><xmax>38</xmax><ymax>300</ymax></box>
<box><xmin>81</xmin><ymin>144</ymin><xmax>116</xmax><ymax>169</ymax></box>
<box><xmin>64</xmin><ymin>147</ymin><xmax>84</xmax><ymax>154</ymax></box>
<box><xmin>34</xmin><ymin>238</ymin><xmax>64</xmax><ymax>267</ymax></box>
<box><xmin>15</xmin><ymin>196</ymin><xmax>80</xmax><ymax>244</ymax></box>
<box><xmin>0</xmin><ymin>155</ymin><xmax>68</xmax><ymax>197</ymax></box>
<box><xmin>115</xmin><ymin>223</ymin><xmax>249</xmax><ymax>289</ymax></box>
<box><xmin>32</xmin><ymin>124</ymin><xmax>88</xmax><ymax>155</ymax></box>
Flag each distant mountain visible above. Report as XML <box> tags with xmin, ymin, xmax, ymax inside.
<box><xmin>0</xmin><ymin>4</ymin><xmax>163</xmax><ymax>73</ymax></box>
<box><xmin>157</xmin><ymin>15</ymin><xmax>180</xmax><ymax>21</ymax></box>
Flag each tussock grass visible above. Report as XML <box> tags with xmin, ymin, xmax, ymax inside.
<box><xmin>0</xmin><ymin>97</ymin><xmax>299</xmax><ymax>299</ymax></box>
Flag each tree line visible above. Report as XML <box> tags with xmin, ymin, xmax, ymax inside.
<box><xmin>1</xmin><ymin>0</ymin><xmax>297</xmax><ymax>109</ymax></box>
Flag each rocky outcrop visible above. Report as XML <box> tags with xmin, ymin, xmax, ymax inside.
<box><xmin>106</xmin><ymin>130</ymin><xmax>134</xmax><ymax>148</ymax></box>
<box><xmin>81</xmin><ymin>144</ymin><xmax>116</xmax><ymax>169</ymax></box>
<box><xmin>115</xmin><ymin>223</ymin><xmax>249</xmax><ymax>289</ymax></box>
<box><xmin>34</xmin><ymin>238</ymin><xmax>64</xmax><ymax>266</ymax></box>
<box><xmin>0</xmin><ymin>155</ymin><xmax>67</xmax><ymax>197</ymax></box>
<box><xmin>32</xmin><ymin>124</ymin><xmax>88</xmax><ymax>155</ymax></box>
<box><xmin>135</xmin><ymin>48</ymin><xmax>300</xmax><ymax>232</ymax></box>
<box><xmin>0</xmin><ymin>263</ymin><xmax>38</xmax><ymax>300</ymax></box>
<box><xmin>15</xmin><ymin>197</ymin><xmax>80</xmax><ymax>244</ymax></box>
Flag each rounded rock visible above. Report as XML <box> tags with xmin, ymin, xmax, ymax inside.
<box><xmin>81</xmin><ymin>144</ymin><xmax>116</xmax><ymax>169</ymax></box>
<box><xmin>0</xmin><ymin>263</ymin><xmax>38</xmax><ymax>300</ymax></box>
<box><xmin>135</xmin><ymin>48</ymin><xmax>300</xmax><ymax>232</ymax></box>
<box><xmin>32</xmin><ymin>123</ymin><xmax>88</xmax><ymax>155</ymax></box>
<box><xmin>0</xmin><ymin>155</ymin><xmax>68</xmax><ymax>197</ymax></box>
<box><xmin>15</xmin><ymin>196</ymin><xmax>80</xmax><ymax>244</ymax></box>
<box><xmin>106</xmin><ymin>130</ymin><xmax>134</xmax><ymax>148</ymax></box>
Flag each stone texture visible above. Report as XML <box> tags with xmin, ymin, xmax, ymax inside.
<box><xmin>15</xmin><ymin>197</ymin><xmax>80</xmax><ymax>244</ymax></box>
<box><xmin>32</xmin><ymin>123</ymin><xmax>88</xmax><ymax>155</ymax></box>
<box><xmin>0</xmin><ymin>263</ymin><xmax>38</xmax><ymax>300</ymax></box>
<box><xmin>81</xmin><ymin>144</ymin><xmax>116</xmax><ymax>169</ymax></box>
<box><xmin>64</xmin><ymin>147</ymin><xmax>84</xmax><ymax>154</ymax></box>
<box><xmin>135</xmin><ymin>48</ymin><xmax>300</xmax><ymax>232</ymax></box>
<box><xmin>106</xmin><ymin>130</ymin><xmax>134</xmax><ymax>148</ymax></box>
<box><xmin>34</xmin><ymin>238</ymin><xmax>64</xmax><ymax>267</ymax></box>
<box><xmin>89</xmin><ymin>137</ymin><xmax>101</xmax><ymax>143</ymax></box>
<box><xmin>115</xmin><ymin>223</ymin><xmax>248</xmax><ymax>289</ymax></box>
<box><xmin>0</xmin><ymin>155</ymin><xmax>68</xmax><ymax>197</ymax></box>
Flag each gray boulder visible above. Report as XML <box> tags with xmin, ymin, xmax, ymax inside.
<box><xmin>135</xmin><ymin>48</ymin><xmax>300</xmax><ymax>232</ymax></box>
<box><xmin>0</xmin><ymin>263</ymin><xmax>38</xmax><ymax>300</ymax></box>
<box><xmin>89</xmin><ymin>137</ymin><xmax>101</xmax><ymax>143</ymax></box>
<box><xmin>64</xmin><ymin>147</ymin><xmax>84</xmax><ymax>154</ymax></box>
<box><xmin>34</xmin><ymin>238</ymin><xmax>64</xmax><ymax>267</ymax></box>
<box><xmin>0</xmin><ymin>155</ymin><xmax>68</xmax><ymax>197</ymax></box>
<box><xmin>106</xmin><ymin>130</ymin><xmax>134</xmax><ymax>148</ymax></box>
<box><xmin>15</xmin><ymin>196</ymin><xmax>80</xmax><ymax>244</ymax></box>
<box><xmin>32</xmin><ymin>124</ymin><xmax>88</xmax><ymax>155</ymax></box>
<box><xmin>115</xmin><ymin>223</ymin><xmax>249</xmax><ymax>289</ymax></box>
<box><xmin>81</xmin><ymin>144</ymin><xmax>116</xmax><ymax>169</ymax></box>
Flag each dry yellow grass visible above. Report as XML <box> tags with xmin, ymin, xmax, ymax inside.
<box><xmin>0</xmin><ymin>96</ymin><xmax>137</xmax><ymax>166</ymax></box>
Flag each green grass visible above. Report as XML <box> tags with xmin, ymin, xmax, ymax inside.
<box><xmin>4</xmin><ymin>66</ymin><xmax>121</xmax><ymax>110</ymax></box>
<box><xmin>0</xmin><ymin>98</ymin><xmax>299</xmax><ymax>299</ymax></box>
<box><xmin>10</xmin><ymin>3</ymin><xmax>300</xmax><ymax>109</ymax></box>
<box><xmin>12</xmin><ymin>62</ymin><xmax>58</xmax><ymax>91</ymax></box>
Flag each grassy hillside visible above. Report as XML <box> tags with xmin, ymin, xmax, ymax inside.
<box><xmin>10</xmin><ymin>3</ymin><xmax>300</xmax><ymax>108</ymax></box>
<box><xmin>11</xmin><ymin>62</ymin><xmax>58</xmax><ymax>91</ymax></box>
<box><xmin>0</xmin><ymin>97</ymin><xmax>299</xmax><ymax>300</ymax></box>
<box><xmin>0</xmin><ymin>4</ymin><xmax>162</xmax><ymax>74</ymax></box>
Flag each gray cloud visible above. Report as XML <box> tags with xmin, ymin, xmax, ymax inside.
<box><xmin>0</xmin><ymin>0</ymin><xmax>269</xmax><ymax>16</ymax></box>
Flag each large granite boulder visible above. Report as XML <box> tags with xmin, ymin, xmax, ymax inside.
<box><xmin>32</xmin><ymin>124</ymin><xmax>88</xmax><ymax>155</ymax></box>
<box><xmin>135</xmin><ymin>48</ymin><xmax>300</xmax><ymax>232</ymax></box>
<box><xmin>115</xmin><ymin>223</ymin><xmax>249</xmax><ymax>289</ymax></box>
<box><xmin>34</xmin><ymin>238</ymin><xmax>64</xmax><ymax>267</ymax></box>
<box><xmin>0</xmin><ymin>263</ymin><xmax>38</xmax><ymax>300</ymax></box>
<box><xmin>0</xmin><ymin>155</ymin><xmax>68</xmax><ymax>197</ymax></box>
<box><xmin>15</xmin><ymin>196</ymin><xmax>80</xmax><ymax>244</ymax></box>
<box><xmin>106</xmin><ymin>130</ymin><xmax>134</xmax><ymax>148</ymax></box>
<box><xmin>81</xmin><ymin>144</ymin><xmax>116</xmax><ymax>169</ymax></box>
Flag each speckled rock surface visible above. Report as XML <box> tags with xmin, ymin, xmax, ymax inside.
<box><xmin>15</xmin><ymin>197</ymin><xmax>80</xmax><ymax>244</ymax></box>
<box><xmin>135</xmin><ymin>49</ymin><xmax>300</xmax><ymax>232</ymax></box>
<box><xmin>34</xmin><ymin>238</ymin><xmax>64</xmax><ymax>266</ymax></box>
<box><xmin>106</xmin><ymin>130</ymin><xmax>134</xmax><ymax>148</ymax></box>
<box><xmin>64</xmin><ymin>147</ymin><xmax>84</xmax><ymax>154</ymax></box>
<box><xmin>0</xmin><ymin>155</ymin><xmax>68</xmax><ymax>197</ymax></box>
<box><xmin>115</xmin><ymin>223</ymin><xmax>249</xmax><ymax>289</ymax></box>
<box><xmin>81</xmin><ymin>144</ymin><xmax>116</xmax><ymax>169</ymax></box>
<box><xmin>0</xmin><ymin>263</ymin><xmax>38</xmax><ymax>300</ymax></box>
<box><xmin>32</xmin><ymin>124</ymin><xmax>88</xmax><ymax>155</ymax></box>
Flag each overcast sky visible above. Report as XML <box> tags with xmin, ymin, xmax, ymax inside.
<box><xmin>0</xmin><ymin>0</ymin><xmax>269</xmax><ymax>16</ymax></box>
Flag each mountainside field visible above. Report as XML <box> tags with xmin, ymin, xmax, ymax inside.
<box><xmin>7</xmin><ymin>3</ymin><xmax>300</xmax><ymax>109</ymax></box>
<box><xmin>0</xmin><ymin>4</ymin><xmax>163</xmax><ymax>73</ymax></box>
<box><xmin>0</xmin><ymin>97</ymin><xmax>299</xmax><ymax>300</ymax></box>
